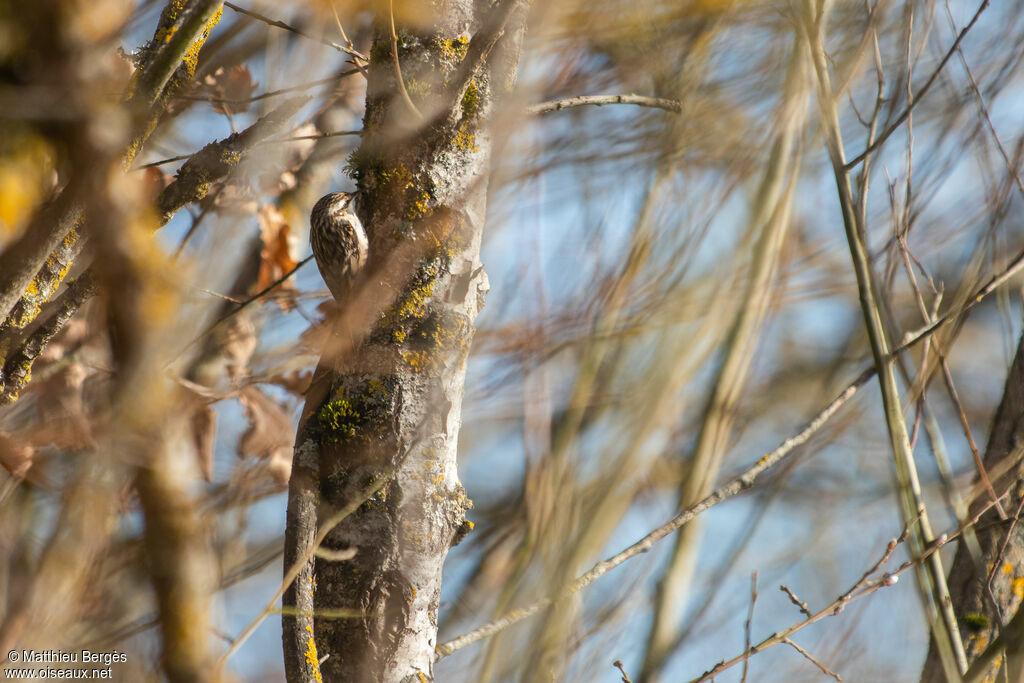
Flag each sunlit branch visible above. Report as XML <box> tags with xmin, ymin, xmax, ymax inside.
<box><xmin>529</xmin><ymin>94</ymin><xmax>682</xmax><ymax>115</ymax></box>
<box><xmin>223</xmin><ymin>1</ymin><xmax>370</xmax><ymax>66</ymax></box>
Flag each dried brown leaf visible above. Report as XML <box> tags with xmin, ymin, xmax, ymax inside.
<box><xmin>220</xmin><ymin>314</ymin><xmax>257</xmax><ymax>384</ymax></box>
<box><xmin>253</xmin><ymin>123</ymin><xmax>318</xmax><ymax>195</ymax></box>
<box><xmin>33</xmin><ymin>361</ymin><xmax>94</xmax><ymax>451</ymax></box>
<box><xmin>265</xmin><ymin>369</ymin><xmax>313</xmax><ymax>396</ymax></box>
<box><xmin>141</xmin><ymin>166</ymin><xmax>172</xmax><ymax>203</ymax></box>
<box><xmin>237</xmin><ymin>386</ymin><xmax>294</xmax><ymax>488</ymax></box>
<box><xmin>190</xmin><ymin>404</ymin><xmax>217</xmax><ymax>482</ymax></box>
<box><xmin>203</xmin><ymin>65</ymin><xmax>259</xmax><ymax>115</ymax></box>
<box><xmin>0</xmin><ymin>430</ymin><xmax>40</xmax><ymax>483</ymax></box>
<box><xmin>255</xmin><ymin>204</ymin><xmax>299</xmax><ymax>310</ymax></box>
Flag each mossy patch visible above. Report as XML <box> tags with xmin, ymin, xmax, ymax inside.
<box><xmin>399</xmin><ymin>309</ymin><xmax>472</xmax><ymax>374</ymax></box>
<box><xmin>349</xmin><ymin>153</ymin><xmax>437</xmax><ymax>224</ymax></box>
<box><xmin>434</xmin><ymin>34</ymin><xmax>470</xmax><ymax>64</ymax></box>
<box><xmin>317</xmin><ymin>378</ymin><xmax>397</xmax><ymax>444</ymax></box>
<box><xmin>382</xmin><ymin>259</ymin><xmax>440</xmax><ymax>330</ymax></box>
<box><xmin>461</xmin><ymin>81</ymin><xmax>481</xmax><ymax>119</ymax></box>
<box><xmin>962</xmin><ymin>613</ymin><xmax>989</xmax><ymax>632</ymax></box>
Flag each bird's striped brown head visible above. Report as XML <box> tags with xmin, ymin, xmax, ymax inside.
<box><xmin>310</xmin><ymin>191</ymin><xmax>368</xmax><ymax>303</ymax></box>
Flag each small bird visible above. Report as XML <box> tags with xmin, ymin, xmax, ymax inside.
<box><xmin>309</xmin><ymin>191</ymin><xmax>368</xmax><ymax>305</ymax></box>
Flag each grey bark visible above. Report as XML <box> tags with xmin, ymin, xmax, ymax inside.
<box><xmin>921</xmin><ymin>332</ymin><xmax>1024</xmax><ymax>682</ymax></box>
<box><xmin>282</xmin><ymin>2</ymin><xmax>528</xmax><ymax>681</ymax></box>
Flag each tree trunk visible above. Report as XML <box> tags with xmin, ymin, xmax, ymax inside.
<box><xmin>921</xmin><ymin>333</ymin><xmax>1024</xmax><ymax>682</ymax></box>
<box><xmin>282</xmin><ymin>2</ymin><xmax>527</xmax><ymax>681</ymax></box>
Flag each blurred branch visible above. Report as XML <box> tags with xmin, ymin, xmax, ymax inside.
<box><xmin>177</xmin><ymin>256</ymin><xmax>312</xmax><ymax>360</ymax></box>
<box><xmin>176</xmin><ymin>71</ymin><xmax>360</xmax><ymax>106</ymax></box>
<box><xmin>388</xmin><ymin>0</ymin><xmax>423</xmax><ymax>119</ymax></box>
<box><xmin>0</xmin><ymin>273</ymin><xmax>96</xmax><ymax>405</ymax></box>
<box><xmin>446</xmin><ymin>0</ymin><xmax>526</xmax><ymax>121</ymax></box>
<box><xmin>136</xmin><ymin>454</ymin><xmax>219</xmax><ymax>683</ymax></box>
<box><xmin>692</xmin><ymin>497</ymin><xmax>1004</xmax><ymax>683</ymax></box>
<box><xmin>219</xmin><ymin>445</ymin><xmax>412</xmax><ymax>669</ymax></box>
<box><xmin>223</xmin><ymin>1</ymin><xmax>369</xmax><ymax>65</ymax></box>
<box><xmin>129</xmin><ymin>0</ymin><xmax>226</xmax><ymax>111</ymax></box>
<box><xmin>528</xmin><ymin>94</ymin><xmax>682</xmax><ymax>115</ymax></box>
<box><xmin>643</xmin><ymin>33</ymin><xmax>807</xmax><ymax>678</ymax></box>
<box><xmin>263</xmin><ymin>130</ymin><xmax>361</xmax><ymax>143</ymax></box>
<box><xmin>1</xmin><ymin>97</ymin><xmax>312</xmax><ymax>403</ymax></box>
<box><xmin>0</xmin><ymin>193</ymin><xmax>82</xmax><ymax>326</ymax></box>
<box><xmin>844</xmin><ymin>0</ymin><xmax>990</xmax><ymax>170</ymax></box>
<box><xmin>156</xmin><ymin>96</ymin><xmax>309</xmax><ymax>224</ymax></box>
<box><xmin>438</xmin><ymin>212</ymin><xmax>1024</xmax><ymax>661</ymax></box>
<box><xmin>948</xmin><ymin>2</ymin><xmax>1024</xmax><ymax>200</ymax></box>
<box><xmin>804</xmin><ymin>3</ymin><xmax>967</xmax><ymax>676</ymax></box>
<box><xmin>435</xmin><ymin>368</ymin><xmax>875</xmax><ymax>660</ymax></box>
<box><xmin>0</xmin><ymin>0</ymin><xmax>224</xmax><ymax>360</ymax></box>
<box><xmin>138</xmin><ymin>127</ymin><xmax>360</xmax><ymax>169</ymax></box>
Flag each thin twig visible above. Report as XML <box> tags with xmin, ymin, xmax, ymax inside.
<box><xmin>218</xmin><ymin>444</ymin><xmax>414</xmax><ymax>666</ymax></box>
<box><xmin>946</xmin><ymin>0</ymin><xmax>1024</xmax><ymax>201</ymax></box>
<box><xmin>180</xmin><ymin>256</ymin><xmax>313</xmax><ymax>357</ymax></box>
<box><xmin>780</xmin><ymin>584</ymin><xmax>813</xmax><ymax>619</ymax></box>
<box><xmin>223</xmin><ymin>1</ymin><xmax>369</xmax><ymax>65</ymax></box>
<box><xmin>431</xmin><ymin>230</ymin><xmax>1024</xmax><ymax>658</ymax></box>
<box><xmin>805</xmin><ymin>2</ymin><xmax>967</xmax><ymax>672</ymax></box>
<box><xmin>177</xmin><ymin>72</ymin><xmax>359</xmax><ymax>106</ymax></box>
<box><xmin>529</xmin><ymin>95</ymin><xmax>682</xmax><ymax>115</ymax></box>
<box><xmin>388</xmin><ymin>0</ymin><xmax>423</xmax><ymax>119</ymax></box>
<box><xmin>895</xmin><ymin>239</ymin><xmax>1024</xmax><ymax>356</ymax></box>
<box><xmin>137</xmin><ymin>152</ymin><xmax>196</xmax><ymax>169</ymax></box>
<box><xmin>845</xmin><ymin>0</ymin><xmax>990</xmax><ymax>170</ymax></box>
<box><xmin>782</xmin><ymin>638</ymin><xmax>843</xmax><ymax>681</ymax></box>
<box><xmin>939</xmin><ymin>358</ymin><xmax>1006</xmax><ymax>518</ymax></box>
<box><xmin>741</xmin><ymin>573</ymin><xmax>758</xmax><ymax>683</ymax></box>
<box><xmin>986</xmin><ymin>494</ymin><xmax>1024</xmax><ymax>589</ymax></box>
<box><xmin>259</xmin><ymin>130</ymin><xmax>362</xmax><ymax>144</ymax></box>
<box><xmin>138</xmin><ymin>129</ymin><xmax>361</xmax><ymax>168</ymax></box>
<box><xmin>434</xmin><ymin>368</ymin><xmax>875</xmax><ymax>660</ymax></box>
<box><xmin>691</xmin><ymin>495</ymin><xmax>1003</xmax><ymax>683</ymax></box>
<box><xmin>329</xmin><ymin>0</ymin><xmax>354</xmax><ymax>49</ymax></box>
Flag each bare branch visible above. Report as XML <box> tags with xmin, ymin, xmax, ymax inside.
<box><xmin>0</xmin><ymin>273</ymin><xmax>95</xmax><ymax>405</ymax></box>
<box><xmin>435</xmin><ymin>369</ymin><xmax>874</xmax><ymax>660</ymax></box>
<box><xmin>156</xmin><ymin>96</ymin><xmax>309</xmax><ymax>224</ymax></box>
<box><xmin>529</xmin><ymin>94</ymin><xmax>682</xmax><ymax>115</ymax></box>
<box><xmin>782</xmin><ymin>638</ymin><xmax>843</xmax><ymax>682</ymax></box>
<box><xmin>130</xmin><ymin>0</ymin><xmax>226</xmax><ymax>110</ymax></box>
<box><xmin>223</xmin><ymin>1</ymin><xmax>369</xmax><ymax>65</ymax></box>
<box><xmin>845</xmin><ymin>0</ymin><xmax>991</xmax><ymax>170</ymax></box>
